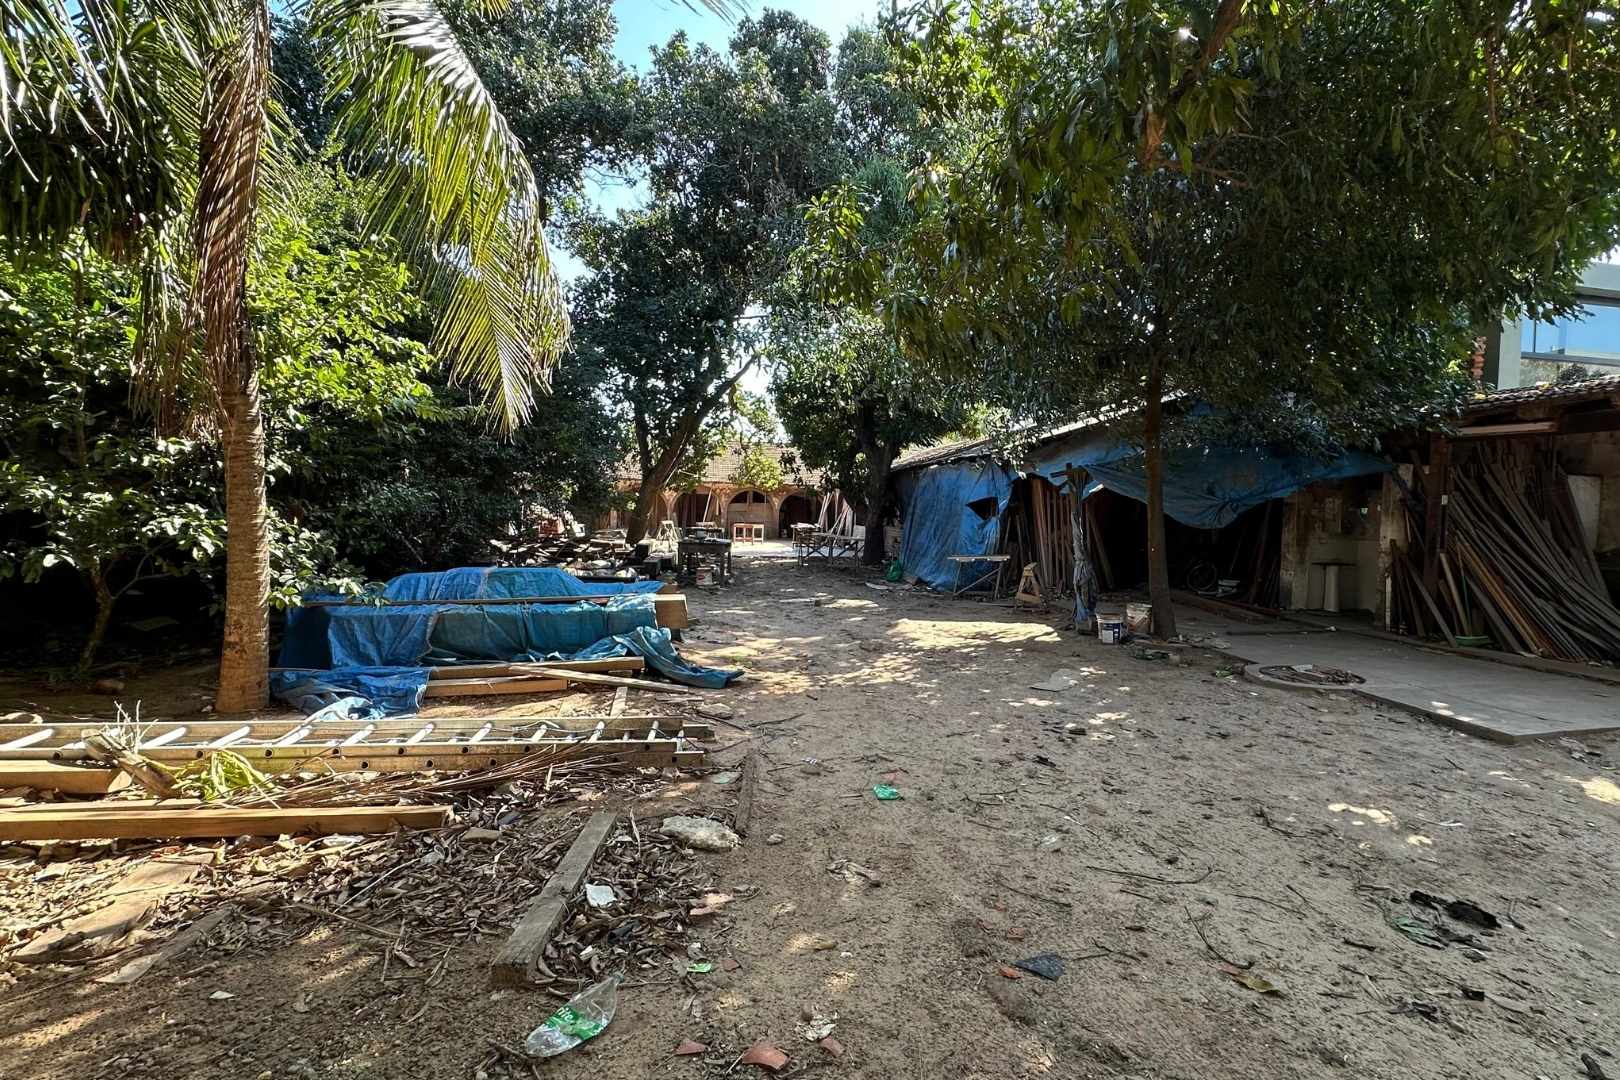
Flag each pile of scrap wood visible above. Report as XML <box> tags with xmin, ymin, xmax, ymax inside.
<box><xmin>1</xmin><ymin>740</ymin><xmax>735</xmax><ymax>992</ymax></box>
<box><xmin>1389</xmin><ymin>445</ymin><xmax>1620</xmax><ymax>662</ymax></box>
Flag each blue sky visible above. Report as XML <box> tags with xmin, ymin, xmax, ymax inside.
<box><xmin>549</xmin><ymin>0</ymin><xmax>885</xmax><ymax>279</ymax></box>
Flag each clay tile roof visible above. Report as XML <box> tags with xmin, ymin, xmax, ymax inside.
<box><xmin>1464</xmin><ymin>372</ymin><xmax>1620</xmax><ymax>413</ymax></box>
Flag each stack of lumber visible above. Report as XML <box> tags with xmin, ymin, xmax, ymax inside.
<box><xmin>1390</xmin><ymin>446</ymin><xmax>1620</xmax><ymax>662</ymax></box>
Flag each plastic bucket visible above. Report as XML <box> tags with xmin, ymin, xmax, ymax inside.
<box><xmin>1097</xmin><ymin>614</ymin><xmax>1125</xmax><ymax>644</ymax></box>
<box><xmin>1125</xmin><ymin>602</ymin><xmax>1152</xmax><ymax>635</ymax></box>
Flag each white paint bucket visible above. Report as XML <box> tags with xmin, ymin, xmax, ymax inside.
<box><xmin>1125</xmin><ymin>602</ymin><xmax>1152</xmax><ymax>635</ymax></box>
<box><xmin>1097</xmin><ymin>614</ymin><xmax>1125</xmax><ymax>644</ymax></box>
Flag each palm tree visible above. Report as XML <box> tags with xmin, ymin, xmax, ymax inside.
<box><xmin>0</xmin><ymin>0</ymin><xmax>736</xmax><ymax>711</ymax></box>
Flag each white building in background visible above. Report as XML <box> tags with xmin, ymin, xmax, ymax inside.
<box><xmin>1485</xmin><ymin>255</ymin><xmax>1620</xmax><ymax>388</ymax></box>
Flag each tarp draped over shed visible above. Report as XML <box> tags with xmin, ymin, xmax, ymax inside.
<box><xmin>273</xmin><ymin>567</ymin><xmax>739</xmax><ymax>719</ymax></box>
<box><xmin>893</xmin><ymin>462</ymin><xmax>1015</xmax><ymax>591</ymax></box>
<box><xmin>894</xmin><ymin>429</ymin><xmax>1389</xmax><ymax>591</ymax></box>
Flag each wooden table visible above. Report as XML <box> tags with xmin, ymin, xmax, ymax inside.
<box><xmin>678</xmin><ymin>537</ymin><xmax>733</xmax><ymax>584</ymax></box>
<box><xmin>950</xmin><ymin>554</ymin><xmax>1011</xmax><ymax>598</ymax></box>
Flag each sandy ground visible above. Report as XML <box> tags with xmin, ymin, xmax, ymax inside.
<box><xmin>3</xmin><ymin>555</ymin><xmax>1619</xmax><ymax>1080</ymax></box>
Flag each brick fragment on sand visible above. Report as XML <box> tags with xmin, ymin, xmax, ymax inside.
<box><xmin>818</xmin><ymin>1036</ymin><xmax>844</xmax><ymax>1058</ymax></box>
<box><xmin>739</xmin><ymin>1041</ymin><xmax>789</xmax><ymax>1071</ymax></box>
<box><xmin>673</xmin><ymin>1040</ymin><xmax>707</xmax><ymax>1056</ymax></box>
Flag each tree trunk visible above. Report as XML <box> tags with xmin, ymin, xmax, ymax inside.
<box><xmin>862</xmin><ymin>456</ymin><xmax>892</xmax><ymax>566</ymax></box>
<box><xmin>854</xmin><ymin>403</ymin><xmax>891</xmax><ymax>566</ymax></box>
<box><xmin>77</xmin><ymin>566</ymin><xmax>116</xmax><ymax>673</ymax></box>
<box><xmin>624</xmin><ymin>473</ymin><xmax>665</xmax><ymax>547</ymax></box>
<box><xmin>1143</xmin><ymin>354</ymin><xmax>1177</xmax><ymax>639</ymax></box>
<box><xmin>215</xmin><ymin>376</ymin><xmax>272</xmax><ymax>712</ymax></box>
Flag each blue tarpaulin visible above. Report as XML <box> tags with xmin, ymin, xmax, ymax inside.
<box><xmin>893</xmin><ymin>462</ymin><xmax>1016</xmax><ymax>591</ymax></box>
<box><xmin>274</xmin><ymin>567</ymin><xmax>740</xmax><ymax>717</ymax></box>
<box><xmin>894</xmin><ymin>432</ymin><xmax>1389</xmax><ymax>592</ymax></box>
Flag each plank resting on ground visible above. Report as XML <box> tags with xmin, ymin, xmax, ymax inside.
<box><xmin>490</xmin><ymin>810</ymin><xmax>618</xmax><ymax>985</ymax></box>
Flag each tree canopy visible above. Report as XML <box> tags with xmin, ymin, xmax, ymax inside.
<box><xmin>802</xmin><ymin>0</ymin><xmax>1620</xmax><ymax>629</ymax></box>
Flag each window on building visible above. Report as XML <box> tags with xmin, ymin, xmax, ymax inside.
<box><xmin>1520</xmin><ymin>298</ymin><xmax>1620</xmax><ymax>382</ymax></box>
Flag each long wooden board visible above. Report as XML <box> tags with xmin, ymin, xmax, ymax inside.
<box><xmin>422</xmin><ymin>676</ymin><xmax>570</xmax><ymax>698</ymax></box>
<box><xmin>0</xmin><ymin>760</ymin><xmax>131</xmax><ymax>794</ymax></box>
<box><xmin>513</xmin><ymin>666</ymin><xmax>691</xmax><ymax>695</ymax></box>
<box><xmin>426</xmin><ymin>657</ymin><xmax>644</xmax><ymax>679</ymax></box>
<box><xmin>0</xmin><ymin>804</ymin><xmax>451</xmax><ymax>841</ymax></box>
<box><xmin>5</xmin><ymin>738</ymin><xmax>703</xmax><ymax>773</ymax></box>
<box><xmin>491</xmin><ymin>811</ymin><xmax>617</xmax><ymax>985</ymax></box>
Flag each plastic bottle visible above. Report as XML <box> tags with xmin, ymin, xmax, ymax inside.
<box><xmin>522</xmin><ymin>972</ymin><xmax>623</xmax><ymax>1057</ymax></box>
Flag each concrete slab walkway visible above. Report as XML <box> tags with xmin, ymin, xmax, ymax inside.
<box><xmin>1182</xmin><ymin>615</ymin><xmax>1620</xmax><ymax>743</ymax></box>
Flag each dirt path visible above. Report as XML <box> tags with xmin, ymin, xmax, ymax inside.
<box><xmin>3</xmin><ymin>557</ymin><xmax>1618</xmax><ymax>1080</ymax></box>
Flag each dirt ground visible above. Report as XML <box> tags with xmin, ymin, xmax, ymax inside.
<box><xmin>3</xmin><ymin>554</ymin><xmax>1619</xmax><ymax>1080</ymax></box>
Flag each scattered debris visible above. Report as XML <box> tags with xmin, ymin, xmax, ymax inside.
<box><xmin>660</xmin><ymin>815</ymin><xmax>741</xmax><ymax>852</ymax></box>
<box><xmin>208</xmin><ymin>989</ymin><xmax>235</xmax><ymax>1001</ymax></box>
<box><xmin>674</xmin><ymin>1040</ymin><xmax>708</xmax><ymax>1056</ymax></box>
<box><xmin>1012</xmin><ymin>952</ymin><xmax>1065</xmax><ymax>980</ymax></box>
<box><xmin>796</xmin><ymin>1011</ymin><xmax>837</xmax><ymax>1041</ymax></box>
<box><xmin>872</xmin><ymin>784</ymin><xmax>902</xmax><ymax>801</ymax></box>
<box><xmin>1221</xmin><ymin>963</ymin><xmax>1280</xmax><ymax>994</ymax></box>
<box><xmin>828</xmin><ymin>859</ymin><xmax>883</xmax><ymax>886</ymax></box>
<box><xmin>1408</xmin><ymin>891</ymin><xmax>1503</xmax><ymax>931</ymax></box>
<box><xmin>584</xmin><ymin>883</ymin><xmax>617</xmax><ymax>908</ymax></box>
<box><xmin>522</xmin><ymin>972</ymin><xmax>622</xmax><ymax>1057</ymax></box>
<box><xmin>1256</xmin><ymin>663</ymin><xmax>1363</xmax><ymax>686</ymax></box>
<box><xmin>1029</xmin><ymin>670</ymin><xmax>1081</xmax><ymax>692</ymax></box>
<box><xmin>818</xmin><ymin>1036</ymin><xmax>844</xmax><ymax>1058</ymax></box>
<box><xmin>738</xmin><ymin>1040</ymin><xmax>789</xmax><ymax>1071</ymax></box>
<box><xmin>765</xmin><ymin>833</ymin><xmax>785</xmax><ymax>845</ymax></box>
<box><xmin>986</xmin><ymin>977</ymin><xmax>1039</xmax><ymax>1025</ymax></box>
<box><xmin>94</xmin><ymin>906</ymin><xmax>232</xmax><ymax>985</ymax></box>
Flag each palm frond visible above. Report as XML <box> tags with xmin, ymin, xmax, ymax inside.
<box><xmin>309</xmin><ymin>0</ymin><xmax>566</xmax><ymax>431</ymax></box>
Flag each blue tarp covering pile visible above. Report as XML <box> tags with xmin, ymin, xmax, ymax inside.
<box><xmin>895</xmin><ymin>430</ymin><xmax>1389</xmax><ymax>592</ymax></box>
<box><xmin>272</xmin><ymin>567</ymin><xmax>741</xmax><ymax>720</ymax></box>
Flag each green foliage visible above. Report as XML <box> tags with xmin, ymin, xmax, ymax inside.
<box><xmin>0</xmin><ymin>242</ymin><xmax>372</xmax><ymax>668</ymax></box>
<box><xmin>571</xmin><ymin>11</ymin><xmax>847</xmax><ymax>537</ymax></box>
<box><xmin>805</xmin><ymin>0</ymin><xmax>1620</xmax><ymax>444</ymax></box>
<box><xmin>732</xmin><ymin>445</ymin><xmax>785</xmax><ymax>492</ymax></box>
<box><xmin>769</xmin><ymin>312</ymin><xmax>970</xmax><ymax>498</ymax></box>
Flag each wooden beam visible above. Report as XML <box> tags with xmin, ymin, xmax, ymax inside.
<box><xmin>426</xmin><ymin>657</ymin><xmax>644</xmax><ymax>679</ymax></box>
<box><xmin>0</xmin><ymin>804</ymin><xmax>451</xmax><ymax>842</ymax></box>
<box><xmin>512</xmin><ymin>666</ymin><xmax>691</xmax><ymax>695</ymax></box>
<box><xmin>733</xmin><ymin>749</ymin><xmax>761</xmax><ymax>837</ymax></box>
<box><xmin>491</xmin><ymin>811</ymin><xmax>617</xmax><ymax>985</ymax></box>
<box><xmin>1454</xmin><ymin>420</ymin><xmax>1559</xmax><ymax>438</ymax></box>
<box><xmin>0</xmin><ymin>760</ymin><xmax>130</xmax><ymax>795</ymax></box>
<box><xmin>421</xmin><ymin>676</ymin><xmax>570</xmax><ymax>698</ymax></box>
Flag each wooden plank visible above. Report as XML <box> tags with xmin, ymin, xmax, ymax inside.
<box><xmin>610</xmin><ymin>686</ymin><xmax>628</xmax><ymax>717</ymax></box>
<box><xmin>513</xmin><ymin>666</ymin><xmax>691</xmax><ymax>695</ymax></box>
<box><xmin>7</xmin><ymin>738</ymin><xmax>695</xmax><ymax>774</ymax></box>
<box><xmin>733</xmin><ymin>749</ymin><xmax>761</xmax><ymax>837</ymax></box>
<box><xmin>426</xmin><ymin>657</ymin><xmax>643</xmax><ymax>680</ymax></box>
<box><xmin>491</xmin><ymin>811</ymin><xmax>617</xmax><ymax>985</ymax></box>
<box><xmin>1422</xmin><ymin>434</ymin><xmax>1449</xmax><ymax>598</ymax></box>
<box><xmin>0</xmin><ymin>805</ymin><xmax>451</xmax><ymax>842</ymax></box>
<box><xmin>10</xmin><ymin>853</ymin><xmax>211</xmax><ymax>964</ymax></box>
<box><xmin>422</xmin><ymin>676</ymin><xmax>570</xmax><ymax>698</ymax></box>
<box><xmin>0</xmin><ymin>760</ymin><xmax>130</xmax><ymax>794</ymax></box>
